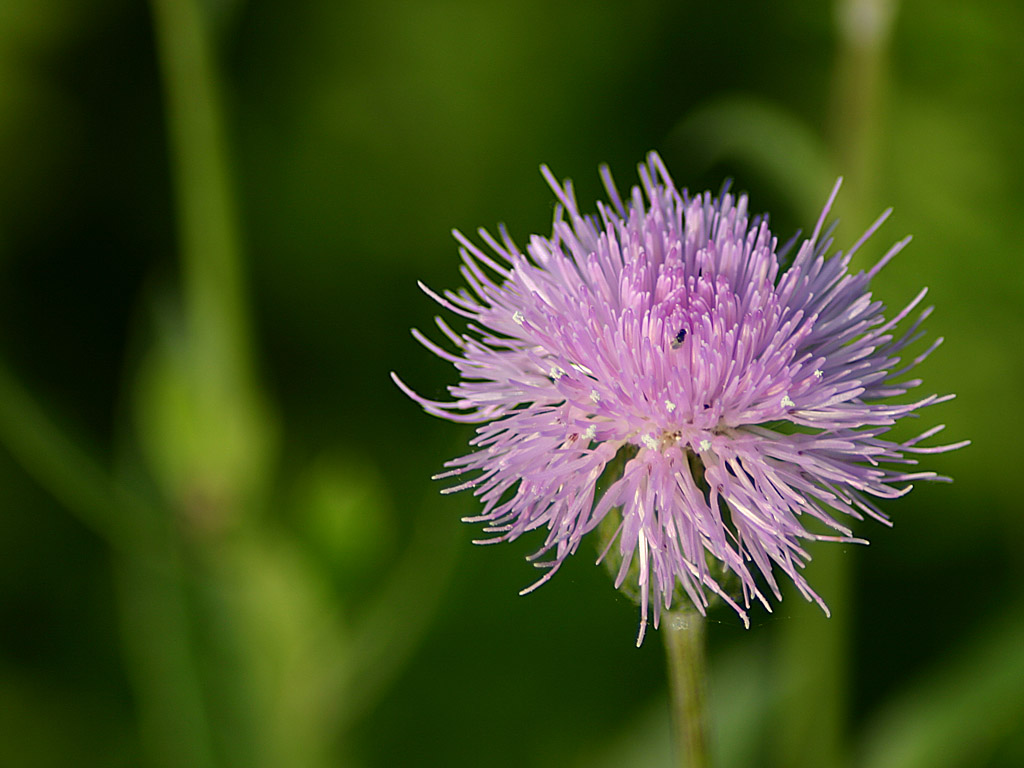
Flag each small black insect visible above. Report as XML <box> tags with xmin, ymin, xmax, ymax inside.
<box><xmin>671</xmin><ymin>327</ymin><xmax>687</xmax><ymax>349</ymax></box>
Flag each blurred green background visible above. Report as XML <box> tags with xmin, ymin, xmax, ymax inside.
<box><xmin>0</xmin><ymin>0</ymin><xmax>1019</xmax><ymax>766</ymax></box>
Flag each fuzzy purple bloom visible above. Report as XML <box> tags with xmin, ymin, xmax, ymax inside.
<box><xmin>393</xmin><ymin>153</ymin><xmax>965</xmax><ymax>644</ymax></box>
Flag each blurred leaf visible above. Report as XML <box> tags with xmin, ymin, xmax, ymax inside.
<box><xmin>666</xmin><ymin>94</ymin><xmax>836</xmax><ymax>221</ymax></box>
<box><xmin>572</xmin><ymin>635</ymin><xmax>776</xmax><ymax>768</ymax></box>
<box><xmin>334</xmin><ymin>486</ymin><xmax>462</xmax><ymax>729</ymax></box>
<box><xmin>574</xmin><ymin>697</ymin><xmax>672</xmax><ymax>768</ymax></box>
<box><xmin>859</xmin><ymin>606</ymin><xmax>1024</xmax><ymax>768</ymax></box>
<box><xmin>0</xmin><ymin>360</ymin><xmax>162</xmax><ymax>556</ymax></box>
<box><xmin>194</xmin><ymin>531</ymin><xmax>352</xmax><ymax>768</ymax></box>
<box><xmin>710</xmin><ymin>637</ymin><xmax>778</xmax><ymax>768</ymax></box>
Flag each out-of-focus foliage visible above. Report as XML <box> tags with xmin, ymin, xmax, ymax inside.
<box><xmin>0</xmin><ymin>0</ymin><xmax>1019</xmax><ymax>766</ymax></box>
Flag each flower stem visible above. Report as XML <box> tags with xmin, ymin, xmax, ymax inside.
<box><xmin>664</xmin><ymin>610</ymin><xmax>710</xmax><ymax>768</ymax></box>
<box><xmin>149</xmin><ymin>0</ymin><xmax>252</xmax><ymax>377</ymax></box>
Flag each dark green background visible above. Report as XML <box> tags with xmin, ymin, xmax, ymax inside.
<box><xmin>0</xmin><ymin>1</ymin><xmax>1019</xmax><ymax>766</ymax></box>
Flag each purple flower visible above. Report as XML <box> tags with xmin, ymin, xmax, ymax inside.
<box><xmin>393</xmin><ymin>153</ymin><xmax>966</xmax><ymax>644</ymax></box>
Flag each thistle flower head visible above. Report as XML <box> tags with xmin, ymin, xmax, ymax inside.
<box><xmin>393</xmin><ymin>153</ymin><xmax>966</xmax><ymax>644</ymax></box>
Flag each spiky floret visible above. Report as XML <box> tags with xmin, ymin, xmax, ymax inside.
<box><xmin>393</xmin><ymin>153</ymin><xmax>966</xmax><ymax>644</ymax></box>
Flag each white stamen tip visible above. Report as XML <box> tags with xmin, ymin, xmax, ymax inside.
<box><xmin>699</xmin><ymin>439</ymin><xmax>712</xmax><ymax>452</ymax></box>
<box><xmin>781</xmin><ymin>395</ymin><xmax>795</xmax><ymax>408</ymax></box>
<box><xmin>512</xmin><ymin>310</ymin><xmax>524</xmax><ymax>325</ymax></box>
<box><xmin>583</xmin><ymin>424</ymin><xmax>597</xmax><ymax>440</ymax></box>
<box><xmin>641</xmin><ymin>434</ymin><xmax>659</xmax><ymax>450</ymax></box>
<box><xmin>589</xmin><ymin>389</ymin><xmax>601</xmax><ymax>403</ymax></box>
<box><xmin>814</xmin><ymin>369</ymin><xmax>824</xmax><ymax>379</ymax></box>
<box><xmin>665</xmin><ymin>400</ymin><xmax>677</xmax><ymax>412</ymax></box>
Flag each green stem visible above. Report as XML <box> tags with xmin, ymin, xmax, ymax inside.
<box><xmin>776</xmin><ymin>5</ymin><xmax>900</xmax><ymax>767</ymax></box>
<box><xmin>776</xmin><ymin>552</ymin><xmax>850</xmax><ymax>768</ymax></box>
<box><xmin>146</xmin><ymin>0</ymin><xmax>274</xmax><ymax>528</ymax></box>
<box><xmin>149</xmin><ymin>0</ymin><xmax>252</xmax><ymax>383</ymax></box>
<box><xmin>664</xmin><ymin>610</ymin><xmax>710</xmax><ymax>768</ymax></box>
<box><xmin>115</xmin><ymin>542</ymin><xmax>218</xmax><ymax>768</ymax></box>
<box><xmin>828</xmin><ymin>0</ymin><xmax>899</xmax><ymax>235</ymax></box>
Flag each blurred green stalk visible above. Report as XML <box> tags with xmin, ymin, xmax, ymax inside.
<box><xmin>120</xmin><ymin>0</ymin><xmax>272</xmax><ymax>764</ymax></box>
<box><xmin>149</xmin><ymin>0</ymin><xmax>252</xmax><ymax>387</ymax></box>
<box><xmin>777</xmin><ymin>3</ymin><xmax>898</xmax><ymax>767</ymax></box>
<box><xmin>828</xmin><ymin>0</ymin><xmax>897</xmax><ymax>232</ymax></box>
<box><xmin>145</xmin><ymin>0</ymin><xmax>274</xmax><ymax>526</ymax></box>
